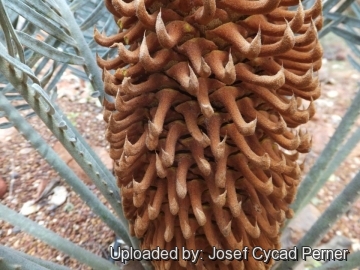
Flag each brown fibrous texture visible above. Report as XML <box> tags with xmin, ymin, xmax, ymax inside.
<box><xmin>96</xmin><ymin>0</ymin><xmax>323</xmax><ymax>269</ymax></box>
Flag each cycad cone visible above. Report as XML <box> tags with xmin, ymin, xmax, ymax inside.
<box><xmin>96</xmin><ymin>0</ymin><xmax>323</xmax><ymax>269</ymax></box>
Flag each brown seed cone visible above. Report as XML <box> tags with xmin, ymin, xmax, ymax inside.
<box><xmin>96</xmin><ymin>0</ymin><xmax>322</xmax><ymax>269</ymax></box>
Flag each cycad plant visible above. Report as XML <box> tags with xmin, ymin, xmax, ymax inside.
<box><xmin>95</xmin><ymin>0</ymin><xmax>322</xmax><ymax>269</ymax></box>
<box><xmin>0</xmin><ymin>0</ymin><xmax>360</xmax><ymax>269</ymax></box>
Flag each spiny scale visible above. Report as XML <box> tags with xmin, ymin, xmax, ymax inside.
<box><xmin>96</xmin><ymin>0</ymin><xmax>322</xmax><ymax>269</ymax></box>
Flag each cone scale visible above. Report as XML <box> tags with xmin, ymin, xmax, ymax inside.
<box><xmin>96</xmin><ymin>0</ymin><xmax>323</xmax><ymax>269</ymax></box>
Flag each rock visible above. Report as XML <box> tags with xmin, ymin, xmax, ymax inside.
<box><xmin>280</xmin><ymin>205</ymin><xmax>324</xmax><ymax>270</ymax></box>
<box><xmin>20</xmin><ymin>200</ymin><xmax>41</xmax><ymax>216</ymax></box>
<box><xmin>294</xmin><ymin>235</ymin><xmax>354</xmax><ymax>269</ymax></box>
<box><xmin>68</xmin><ymin>159</ymin><xmax>93</xmax><ymax>184</ymax></box>
<box><xmin>352</xmin><ymin>238</ymin><xmax>360</xmax><ymax>252</ymax></box>
<box><xmin>281</xmin><ymin>204</ymin><xmax>321</xmax><ymax>249</ymax></box>
<box><xmin>10</xmin><ymin>171</ymin><xmax>19</xmax><ymax>179</ymax></box>
<box><xmin>317</xmin><ymin>235</ymin><xmax>352</xmax><ymax>251</ymax></box>
<box><xmin>325</xmin><ymin>90</ymin><xmax>338</xmax><ymax>98</ymax></box>
<box><xmin>92</xmin><ymin>146</ymin><xmax>113</xmax><ymax>171</ymax></box>
<box><xmin>49</xmin><ymin>186</ymin><xmax>68</xmax><ymax>206</ymax></box>
<box><xmin>12</xmin><ymin>227</ymin><xmax>21</xmax><ymax>234</ymax></box>
<box><xmin>53</xmin><ymin>141</ymin><xmax>92</xmax><ymax>184</ymax></box>
<box><xmin>53</xmin><ymin>141</ymin><xmax>113</xmax><ymax>185</ymax></box>
<box><xmin>335</xmin><ymin>51</ymin><xmax>347</xmax><ymax>61</ymax></box>
<box><xmin>19</xmin><ymin>148</ymin><xmax>33</xmax><ymax>155</ymax></box>
<box><xmin>0</xmin><ymin>176</ymin><xmax>7</xmax><ymax>199</ymax></box>
<box><xmin>0</xmin><ymin>118</ymin><xmax>16</xmax><ymax>141</ymax></box>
